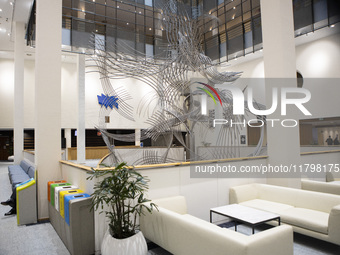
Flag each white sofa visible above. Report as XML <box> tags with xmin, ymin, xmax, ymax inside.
<box><xmin>302</xmin><ymin>179</ymin><xmax>340</xmax><ymax>195</ymax></box>
<box><xmin>230</xmin><ymin>183</ymin><xmax>340</xmax><ymax>245</ymax></box>
<box><xmin>140</xmin><ymin>196</ymin><xmax>293</xmax><ymax>255</ymax></box>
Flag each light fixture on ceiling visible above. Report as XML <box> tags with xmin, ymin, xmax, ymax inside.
<box><xmin>149</xmin><ymin>27</ymin><xmax>152</xmax><ymax>30</ymax></box>
<box><xmin>330</xmin><ymin>24</ymin><xmax>335</xmax><ymax>28</ymax></box>
<box><xmin>117</xmin><ymin>6</ymin><xmax>119</xmax><ymax>8</ymax></box>
<box><xmin>0</xmin><ymin>8</ymin><xmax>2</xmax><ymax>12</ymax></box>
<box><xmin>10</xmin><ymin>2</ymin><xmax>13</xmax><ymax>6</ymax></box>
<box><xmin>233</xmin><ymin>7</ymin><xmax>236</xmax><ymax>9</ymax></box>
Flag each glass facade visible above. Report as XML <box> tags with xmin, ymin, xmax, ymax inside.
<box><xmin>26</xmin><ymin>0</ymin><xmax>340</xmax><ymax>62</ymax></box>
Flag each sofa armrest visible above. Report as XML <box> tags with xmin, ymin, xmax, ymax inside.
<box><xmin>247</xmin><ymin>225</ymin><xmax>293</xmax><ymax>255</ymax></box>
<box><xmin>16</xmin><ymin>179</ymin><xmax>37</xmax><ymax>225</ymax></box>
<box><xmin>328</xmin><ymin>204</ymin><xmax>340</xmax><ymax>245</ymax></box>
<box><xmin>149</xmin><ymin>196</ymin><xmax>187</xmax><ymax>215</ymax></box>
<box><xmin>229</xmin><ymin>184</ymin><xmax>259</xmax><ymax>204</ymax></box>
<box><xmin>301</xmin><ymin>179</ymin><xmax>340</xmax><ymax>196</ymax></box>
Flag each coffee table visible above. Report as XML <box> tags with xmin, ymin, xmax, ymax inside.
<box><xmin>210</xmin><ymin>204</ymin><xmax>280</xmax><ymax>234</ymax></box>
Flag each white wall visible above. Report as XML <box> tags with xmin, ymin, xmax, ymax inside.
<box><xmin>0</xmin><ymin>58</ymin><xmax>157</xmax><ymax>130</ymax></box>
<box><xmin>0</xmin><ymin>59</ymin><xmax>14</xmax><ymax>128</ymax></box>
<box><xmin>220</xmin><ymin>32</ymin><xmax>340</xmax><ymax>121</ymax></box>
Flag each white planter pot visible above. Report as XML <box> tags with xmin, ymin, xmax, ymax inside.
<box><xmin>101</xmin><ymin>229</ymin><xmax>148</xmax><ymax>255</ymax></box>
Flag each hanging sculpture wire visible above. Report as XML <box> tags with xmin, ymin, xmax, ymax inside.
<box><xmin>87</xmin><ymin>0</ymin><xmax>266</xmax><ymax>166</ymax></box>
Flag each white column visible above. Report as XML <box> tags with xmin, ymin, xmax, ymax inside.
<box><xmin>35</xmin><ymin>0</ymin><xmax>62</xmax><ymax>219</ymax></box>
<box><xmin>77</xmin><ymin>54</ymin><xmax>86</xmax><ymax>163</ymax></box>
<box><xmin>64</xmin><ymin>128</ymin><xmax>72</xmax><ymax>160</ymax></box>
<box><xmin>261</xmin><ymin>0</ymin><xmax>301</xmax><ymax>187</ymax></box>
<box><xmin>135</xmin><ymin>129</ymin><xmax>141</xmax><ymax>146</ymax></box>
<box><xmin>14</xmin><ymin>22</ymin><xmax>25</xmax><ymax>164</ymax></box>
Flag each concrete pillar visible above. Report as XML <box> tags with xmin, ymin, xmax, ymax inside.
<box><xmin>261</xmin><ymin>0</ymin><xmax>301</xmax><ymax>187</ymax></box>
<box><xmin>35</xmin><ymin>0</ymin><xmax>62</xmax><ymax>219</ymax></box>
<box><xmin>77</xmin><ymin>54</ymin><xmax>86</xmax><ymax>163</ymax></box>
<box><xmin>14</xmin><ymin>22</ymin><xmax>25</xmax><ymax>164</ymax></box>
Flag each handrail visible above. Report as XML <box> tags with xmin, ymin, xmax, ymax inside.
<box><xmin>60</xmin><ymin>149</ymin><xmax>340</xmax><ymax>172</ymax></box>
<box><xmin>301</xmin><ymin>149</ymin><xmax>340</xmax><ymax>155</ymax></box>
<box><xmin>61</xmin><ymin>155</ymin><xmax>268</xmax><ymax>172</ymax></box>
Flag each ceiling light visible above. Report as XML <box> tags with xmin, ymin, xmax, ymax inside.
<box><xmin>149</xmin><ymin>28</ymin><xmax>152</xmax><ymax>30</ymax></box>
<box><xmin>0</xmin><ymin>8</ymin><xmax>2</xmax><ymax>12</ymax></box>
<box><xmin>126</xmin><ymin>23</ymin><xmax>129</xmax><ymax>25</ymax></box>
<box><xmin>95</xmin><ymin>29</ymin><xmax>98</xmax><ymax>32</ymax></box>
<box><xmin>10</xmin><ymin>2</ymin><xmax>13</xmax><ymax>6</ymax></box>
<box><xmin>233</xmin><ymin>7</ymin><xmax>236</xmax><ymax>9</ymax></box>
<box><xmin>139</xmin><ymin>11</ymin><xmax>141</xmax><ymax>14</ymax></box>
<box><xmin>330</xmin><ymin>24</ymin><xmax>335</xmax><ymax>28</ymax></box>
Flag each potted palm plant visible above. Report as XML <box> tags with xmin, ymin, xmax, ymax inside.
<box><xmin>87</xmin><ymin>162</ymin><xmax>157</xmax><ymax>255</ymax></box>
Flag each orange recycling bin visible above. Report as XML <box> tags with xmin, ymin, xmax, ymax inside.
<box><xmin>47</xmin><ymin>180</ymin><xmax>67</xmax><ymax>202</ymax></box>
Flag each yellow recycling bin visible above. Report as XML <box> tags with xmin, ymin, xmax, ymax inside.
<box><xmin>59</xmin><ymin>189</ymin><xmax>83</xmax><ymax>218</ymax></box>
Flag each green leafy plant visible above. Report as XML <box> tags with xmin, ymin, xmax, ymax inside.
<box><xmin>87</xmin><ymin>162</ymin><xmax>157</xmax><ymax>239</ymax></box>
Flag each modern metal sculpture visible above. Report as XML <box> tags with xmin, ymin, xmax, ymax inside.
<box><xmin>88</xmin><ymin>0</ymin><xmax>266</xmax><ymax>166</ymax></box>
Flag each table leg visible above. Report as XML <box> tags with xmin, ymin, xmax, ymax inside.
<box><xmin>278</xmin><ymin>218</ymin><xmax>281</xmax><ymax>225</ymax></box>
<box><xmin>235</xmin><ymin>221</ymin><xmax>237</xmax><ymax>231</ymax></box>
<box><xmin>252</xmin><ymin>227</ymin><xmax>255</xmax><ymax>234</ymax></box>
<box><xmin>210</xmin><ymin>211</ymin><xmax>212</xmax><ymax>223</ymax></box>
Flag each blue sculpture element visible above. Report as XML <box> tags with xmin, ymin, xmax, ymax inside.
<box><xmin>97</xmin><ymin>93</ymin><xmax>119</xmax><ymax>109</ymax></box>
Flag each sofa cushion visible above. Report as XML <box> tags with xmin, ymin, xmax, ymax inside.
<box><xmin>10</xmin><ymin>173</ymin><xmax>30</xmax><ymax>187</ymax></box>
<box><xmin>240</xmin><ymin>199</ymin><xmax>294</xmax><ymax>214</ymax></box>
<box><xmin>280</xmin><ymin>208</ymin><xmax>329</xmax><ymax>234</ymax></box>
<box><xmin>8</xmin><ymin>165</ymin><xmax>25</xmax><ymax>176</ymax></box>
<box><xmin>20</xmin><ymin>160</ymin><xmax>31</xmax><ymax>173</ymax></box>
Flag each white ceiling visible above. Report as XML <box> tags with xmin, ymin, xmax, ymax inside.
<box><xmin>0</xmin><ymin>0</ymin><xmax>34</xmax><ymax>55</ymax></box>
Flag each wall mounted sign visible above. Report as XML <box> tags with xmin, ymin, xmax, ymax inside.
<box><xmin>97</xmin><ymin>94</ymin><xmax>119</xmax><ymax>109</ymax></box>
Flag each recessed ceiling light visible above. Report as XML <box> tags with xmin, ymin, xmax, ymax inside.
<box><xmin>117</xmin><ymin>6</ymin><xmax>119</xmax><ymax>8</ymax></box>
<box><xmin>330</xmin><ymin>24</ymin><xmax>335</xmax><ymax>28</ymax></box>
<box><xmin>127</xmin><ymin>23</ymin><xmax>129</xmax><ymax>25</ymax></box>
<box><xmin>233</xmin><ymin>7</ymin><xmax>236</xmax><ymax>9</ymax></box>
<box><xmin>0</xmin><ymin>8</ymin><xmax>2</xmax><ymax>12</ymax></box>
<box><xmin>95</xmin><ymin>29</ymin><xmax>98</xmax><ymax>32</ymax></box>
<box><xmin>10</xmin><ymin>2</ymin><xmax>13</xmax><ymax>6</ymax></box>
<box><xmin>149</xmin><ymin>28</ymin><xmax>152</xmax><ymax>30</ymax></box>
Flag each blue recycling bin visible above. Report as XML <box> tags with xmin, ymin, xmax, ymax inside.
<box><xmin>64</xmin><ymin>193</ymin><xmax>90</xmax><ymax>225</ymax></box>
